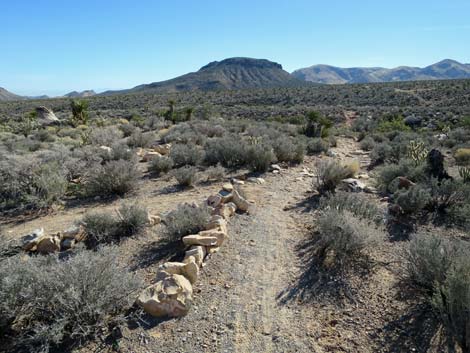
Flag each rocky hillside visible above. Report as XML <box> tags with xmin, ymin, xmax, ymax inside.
<box><xmin>64</xmin><ymin>90</ymin><xmax>96</xmax><ymax>98</ymax></box>
<box><xmin>102</xmin><ymin>57</ymin><xmax>306</xmax><ymax>95</ymax></box>
<box><xmin>0</xmin><ymin>87</ymin><xmax>23</xmax><ymax>101</ymax></box>
<box><xmin>292</xmin><ymin>59</ymin><xmax>470</xmax><ymax>84</ymax></box>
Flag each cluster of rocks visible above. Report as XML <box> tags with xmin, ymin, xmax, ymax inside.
<box><xmin>21</xmin><ymin>226</ymin><xmax>86</xmax><ymax>254</ymax></box>
<box><xmin>21</xmin><ymin>211</ymin><xmax>161</xmax><ymax>255</ymax></box>
<box><xmin>136</xmin><ymin>183</ymin><xmax>252</xmax><ymax>318</ymax></box>
<box><xmin>137</xmin><ymin>143</ymin><xmax>172</xmax><ymax>162</ymax></box>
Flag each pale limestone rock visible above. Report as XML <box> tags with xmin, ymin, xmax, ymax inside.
<box><xmin>222</xmin><ymin>183</ymin><xmax>234</xmax><ymax>192</ymax></box>
<box><xmin>142</xmin><ymin>151</ymin><xmax>162</xmax><ymax>162</ymax></box>
<box><xmin>184</xmin><ymin>246</ymin><xmax>206</xmax><ymax>267</ymax></box>
<box><xmin>198</xmin><ymin>229</ymin><xmax>226</xmax><ymax>246</ymax></box>
<box><xmin>207</xmin><ymin>194</ymin><xmax>222</xmax><ymax>208</ymax></box>
<box><xmin>137</xmin><ymin>274</ymin><xmax>193</xmax><ymax>317</ymax></box>
<box><xmin>158</xmin><ymin>258</ymin><xmax>199</xmax><ymax>284</ymax></box>
<box><xmin>232</xmin><ymin>189</ymin><xmax>250</xmax><ymax>212</ymax></box>
<box><xmin>22</xmin><ymin>228</ymin><xmax>45</xmax><ymax>251</ymax></box>
<box><xmin>147</xmin><ymin>212</ymin><xmax>161</xmax><ymax>226</ymax></box>
<box><xmin>62</xmin><ymin>225</ymin><xmax>86</xmax><ymax>242</ymax></box>
<box><xmin>153</xmin><ymin>143</ymin><xmax>171</xmax><ymax>155</ymax></box>
<box><xmin>182</xmin><ymin>234</ymin><xmax>218</xmax><ymax>247</ymax></box>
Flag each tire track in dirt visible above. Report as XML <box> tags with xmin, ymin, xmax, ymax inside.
<box><xmin>228</xmin><ymin>168</ymin><xmax>320</xmax><ymax>353</ymax></box>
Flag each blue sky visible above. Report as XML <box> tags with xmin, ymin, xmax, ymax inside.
<box><xmin>2</xmin><ymin>0</ymin><xmax>470</xmax><ymax>96</ymax></box>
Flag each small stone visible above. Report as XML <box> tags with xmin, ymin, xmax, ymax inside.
<box><xmin>222</xmin><ymin>183</ymin><xmax>234</xmax><ymax>192</ymax></box>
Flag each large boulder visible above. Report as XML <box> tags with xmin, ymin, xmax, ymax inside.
<box><xmin>137</xmin><ymin>274</ymin><xmax>193</xmax><ymax>317</ymax></box>
<box><xmin>35</xmin><ymin>106</ymin><xmax>59</xmax><ymax>125</ymax></box>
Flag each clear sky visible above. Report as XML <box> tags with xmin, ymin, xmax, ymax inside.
<box><xmin>2</xmin><ymin>0</ymin><xmax>470</xmax><ymax>96</ymax></box>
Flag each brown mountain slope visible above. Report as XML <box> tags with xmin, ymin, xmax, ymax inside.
<box><xmin>102</xmin><ymin>57</ymin><xmax>308</xmax><ymax>95</ymax></box>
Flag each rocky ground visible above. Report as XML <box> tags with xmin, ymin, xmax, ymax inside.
<box><xmin>2</xmin><ymin>137</ymin><xmax>455</xmax><ymax>353</ymax></box>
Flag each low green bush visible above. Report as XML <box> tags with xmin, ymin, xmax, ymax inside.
<box><xmin>148</xmin><ymin>156</ymin><xmax>174</xmax><ymax>176</ymax></box>
<box><xmin>172</xmin><ymin>166</ymin><xmax>199</xmax><ymax>187</ymax></box>
<box><xmin>313</xmin><ymin>159</ymin><xmax>352</xmax><ymax>194</ymax></box>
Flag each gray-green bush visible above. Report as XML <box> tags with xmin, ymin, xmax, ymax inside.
<box><xmin>0</xmin><ymin>246</ymin><xmax>142</xmax><ymax>352</ymax></box>
<box><xmin>164</xmin><ymin>203</ymin><xmax>211</xmax><ymax>242</ymax></box>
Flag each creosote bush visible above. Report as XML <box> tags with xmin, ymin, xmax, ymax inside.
<box><xmin>82</xmin><ymin>203</ymin><xmax>148</xmax><ymax>247</ymax></box>
<box><xmin>0</xmin><ymin>246</ymin><xmax>142</xmax><ymax>352</ymax></box>
<box><xmin>164</xmin><ymin>203</ymin><xmax>211</xmax><ymax>242</ymax></box>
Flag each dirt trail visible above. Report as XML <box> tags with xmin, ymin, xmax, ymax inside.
<box><xmin>228</xmin><ymin>167</ymin><xmax>319</xmax><ymax>353</ymax></box>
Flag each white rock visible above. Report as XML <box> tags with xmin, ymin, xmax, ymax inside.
<box><xmin>137</xmin><ymin>274</ymin><xmax>193</xmax><ymax>317</ymax></box>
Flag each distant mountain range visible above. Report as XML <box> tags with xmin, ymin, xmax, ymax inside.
<box><xmin>64</xmin><ymin>90</ymin><xmax>96</xmax><ymax>98</ymax></box>
<box><xmin>292</xmin><ymin>59</ymin><xmax>470</xmax><ymax>84</ymax></box>
<box><xmin>1</xmin><ymin>58</ymin><xmax>470</xmax><ymax>101</ymax></box>
<box><xmin>101</xmin><ymin>57</ymin><xmax>304</xmax><ymax>95</ymax></box>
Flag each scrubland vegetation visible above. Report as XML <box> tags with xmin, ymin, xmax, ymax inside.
<box><xmin>1</xmin><ymin>79</ymin><xmax>470</xmax><ymax>352</ymax></box>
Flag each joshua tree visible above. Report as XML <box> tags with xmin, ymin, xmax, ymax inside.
<box><xmin>70</xmin><ymin>99</ymin><xmax>89</xmax><ymax>127</ymax></box>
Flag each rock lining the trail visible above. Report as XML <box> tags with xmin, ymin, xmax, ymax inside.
<box><xmin>136</xmin><ymin>183</ymin><xmax>252</xmax><ymax>318</ymax></box>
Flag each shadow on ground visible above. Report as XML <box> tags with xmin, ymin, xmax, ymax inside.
<box><xmin>131</xmin><ymin>239</ymin><xmax>183</xmax><ymax>271</ymax></box>
<box><xmin>277</xmin><ymin>233</ymin><xmax>371</xmax><ymax>306</ymax></box>
<box><xmin>378</xmin><ymin>302</ymin><xmax>454</xmax><ymax>353</ymax></box>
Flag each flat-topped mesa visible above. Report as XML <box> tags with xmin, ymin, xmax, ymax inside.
<box><xmin>199</xmin><ymin>57</ymin><xmax>283</xmax><ymax>71</ymax></box>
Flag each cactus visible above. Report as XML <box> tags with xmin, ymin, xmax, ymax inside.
<box><xmin>407</xmin><ymin>140</ymin><xmax>428</xmax><ymax>166</ymax></box>
<box><xmin>459</xmin><ymin>166</ymin><xmax>470</xmax><ymax>183</ymax></box>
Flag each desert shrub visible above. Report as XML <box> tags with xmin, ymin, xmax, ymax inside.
<box><xmin>247</xmin><ymin>144</ymin><xmax>275</xmax><ymax>172</ymax></box>
<box><xmin>377</xmin><ymin>115</ymin><xmax>410</xmax><ymax>133</ymax></box>
<box><xmin>376</xmin><ymin>159</ymin><xmax>426</xmax><ymax>193</ymax></box>
<box><xmin>314</xmin><ymin>159</ymin><xmax>352</xmax><ymax>194</ymax></box>
<box><xmin>0</xmin><ymin>158</ymin><xmax>67</xmax><ymax>212</ymax></box>
<box><xmin>405</xmin><ymin>233</ymin><xmax>470</xmax><ymax>352</ymax></box>
<box><xmin>127</xmin><ymin>129</ymin><xmax>155</xmax><ymax>148</ymax></box>
<box><xmin>119</xmin><ymin>122</ymin><xmax>137</xmax><ymax>137</ymax></box>
<box><xmin>205</xmin><ymin>164</ymin><xmax>226</xmax><ymax>181</ymax></box>
<box><xmin>342</xmin><ymin>160</ymin><xmax>359</xmax><ymax>177</ymax></box>
<box><xmin>84</xmin><ymin>159</ymin><xmax>140</xmax><ymax>197</ymax></box>
<box><xmin>164</xmin><ymin>203</ymin><xmax>211</xmax><ymax>242</ymax></box>
<box><xmin>427</xmin><ymin>178</ymin><xmax>470</xmax><ymax>215</ymax></box>
<box><xmin>82</xmin><ymin>203</ymin><xmax>148</xmax><ymax>247</ymax></box>
<box><xmin>454</xmin><ymin>148</ymin><xmax>470</xmax><ymax>165</ymax></box>
<box><xmin>359</xmin><ymin>136</ymin><xmax>376</xmax><ymax>151</ymax></box>
<box><xmin>148</xmin><ymin>156</ymin><xmax>174</xmax><ymax>176</ymax></box>
<box><xmin>169</xmin><ymin>143</ymin><xmax>204</xmax><ymax>167</ymax></box>
<box><xmin>392</xmin><ymin>184</ymin><xmax>431</xmax><ymax>216</ymax></box>
<box><xmin>303</xmin><ymin>111</ymin><xmax>333</xmax><ymax>138</ymax></box>
<box><xmin>89</xmin><ymin>126</ymin><xmax>123</xmax><ymax>146</ymax></box>
<box><xmin>432</xmin><ymin>255</ymin><xmax>470</xmax><ymax>352</ymax></box>
<box><xmin>405</xmin><ymin>232</ymin><xmax>458</xmax><ymax>293</ymax></box>
<box><xmin>204</xmin><ymin>136</ymin><xmax>249</xmax><ymax>168</ymax></box>
<box><xmin>319</xmin><ymin>191</ymin><xmax>382</xmax><ymax>224</ymax></box>
<box><xmin>315</xmin><ymin>210</ymin><xmax>383</xmax><ymax>269</ymax></box>
<box><xmin>0</xmin><ymin>246</ymin><xmax>142</xmax><ymax>352</ymax></box>
<box><xmin>272</xmin><ymin>136</ymin><xmax>305</xmax><ymax>163</ymax></box>
<box><xmin>172</xmin><ymin>166</ymin><xmax>199</xmax><ymax>187</ymax></box>
<box><xmin>307</xmin><ymin>138</ymin><xmax>329</xmax><ymax>154</ymax></box>
<box><xmin>370</xmin><ymin>142</ymin><xmax>394</xmax><ymax>165</ymax></box>
<box><xmin>32</xmin><ymin>129</ymin><xmax>55</xmax><ymax>143</ymax></box>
